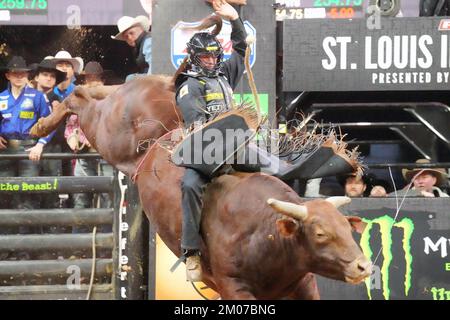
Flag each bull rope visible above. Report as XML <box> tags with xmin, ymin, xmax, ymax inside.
<box><xmin>243</xmin><ymin>36</ymin><xmax>261</xmax><ymax>125</ymax></box>
<box><xmin>131</xmin><ymin>129</ymin><xmax>177</xmax><ymax>183</ymax></box>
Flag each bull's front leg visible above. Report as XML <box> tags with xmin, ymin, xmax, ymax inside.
<box><xmin>288</xmin><ymin>273</ymin><xmax>320</xmax><ymax>300</ymax></box>
<box><xmin>214</xmin><ymin>277</ymin><xmax>257</xmax><ymax>300</ymax></box>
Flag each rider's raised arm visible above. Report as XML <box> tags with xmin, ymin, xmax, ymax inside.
<box><xmin>222</xmin><ymin>16</ymin><xmax>247</xmax><ymax>90</ymax></box>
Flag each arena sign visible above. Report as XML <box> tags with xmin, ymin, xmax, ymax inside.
<box><xmin>171</xmin><ymin>19</ymin><xmax>256</xmax><ymax>70</ymax></box>
<box><xmin>316</xmin><ymin>198</ymin><xmax>450</xmax><ymax>300</ymax></box>
<box><xmin>283</xmin><ymin>17</ymin><xmax>450</xmax><ymax>91</ymax></box>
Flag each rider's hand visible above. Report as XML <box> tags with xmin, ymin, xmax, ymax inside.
<box><xmin>212</xmin><ymin>0</ymin><xmax>239</xmax><ymax>21</ymax></box>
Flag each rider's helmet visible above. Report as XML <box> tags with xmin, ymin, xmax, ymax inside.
<box><xmin>186</xmin><ymin>32</ymin><xmax>223</xmax><ymax>77</ymax></box>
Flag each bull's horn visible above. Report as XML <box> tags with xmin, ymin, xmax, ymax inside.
<box><xmin>267</xmin><ymin>198</ymin><xmax>308</xmax><ymax>221</ymax></box>
<box><xmin>326</xmin><ymin>196</ymin><xmax>351</xmax><ymax>208</ymax></box>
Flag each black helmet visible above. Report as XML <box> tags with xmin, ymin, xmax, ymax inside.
<box><xmin>186</xmin><ymin>32</ymin><xmax>223</xmax><ymax>77</ymax></box>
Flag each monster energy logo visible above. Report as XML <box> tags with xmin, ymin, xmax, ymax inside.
<box><xmin>360</xmin><ymin>216</ymin><xmax>415</xmax><ymax>300</ymax></box>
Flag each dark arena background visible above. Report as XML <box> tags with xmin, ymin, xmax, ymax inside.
<box><xmin>0</xmin><ymin>0</ymin><xmax>449</xmax><ymax>308</ymax></box>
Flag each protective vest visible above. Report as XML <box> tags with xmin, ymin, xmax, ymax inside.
<box><xmin>197</xmin><ymin>75</ymin><xmax>234</xmax><ymax>121</ymax></box>
<box><xmin>134</xmin><ymin>32</ymin><xmax>152</xmax><ymax>74</ymax></box>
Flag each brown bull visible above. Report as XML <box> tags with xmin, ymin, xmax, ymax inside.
<box><xmin>138</xmin><ymin>139</ymin><xmax>371</xmax><ymax>299</ymax></box>
<box><xmin>31</xmin><ymin>75</ymin><xmax>179</xmax><ymax>176</ymax></box>
<box><xmin>30</xmin><ymin>77</ymin><xmax>371</xmax><ymax>299</ymax></box>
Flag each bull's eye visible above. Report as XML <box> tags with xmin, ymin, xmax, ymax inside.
<box><xmin>315</xmin><ymin>232</ymin><xmax>328</xmax><ymax>241</ymax></box>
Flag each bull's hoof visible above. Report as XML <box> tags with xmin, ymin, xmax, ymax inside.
<box><xmin>186</xmin><ymin>255</ymin><xmax>203</xmax><ymax>282</ymax></box>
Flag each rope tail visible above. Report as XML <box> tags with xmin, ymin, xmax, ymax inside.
<box><xmin>180</xmin><ymin>14</ymin><xmax>223</xmax><ymax>35</ymax></box>
<box><xmin>244</xmin><ymin>35</ymin><xmax>261</xmax><ymax>125</ymax></box>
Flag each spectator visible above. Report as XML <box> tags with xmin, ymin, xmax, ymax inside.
<box><xmin>111</xmin><ymin>15</ymin><xmax>152</xmax><ymax>81</ymax></box>
<box><xmin>34</xmin><ymin>59</ymin><xmax>66</xmax><ymax>95</ymax></box>
<box><xmin>76</xmin><ymin>61</ymin><xmax>108</xmax><ymax>86</ymax></box>
<box><xmin>47</xmin><ymin>51</ymin><xmax>84</xmax><ymax>195</ymax></box>
<box><xmin>400</xmin><ymin>159</ymin><xmax>449</xmax><ymax>197</ymax></box>
<box><xmin>47</xmin><ymin>50</ymin><xmax>83</xmax><ymax>101</ymax></box>
<box><xmin>304</xmin><ymin>174</ymin><xmax>389</xmax><ymax>198</ymax></box>
<box><xmin>0</xmin><ymin>56</ymin><xmax>54</xmax><ymax>259</ymax></box>
<box><xmin>33</xmin><ymin>59</ymin><xmax>67</xmax><ymax>211</ymax></box>
<box><xmin>337</xmin><ymin>173</ymin><xmax>374</xmax><ymax>197</ymax></box>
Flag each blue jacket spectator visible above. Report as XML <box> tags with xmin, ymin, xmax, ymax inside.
<box><xmin>47</xmin><ymin>51</ymin><xmax>83</xmax><ymax>100</ymax></box>
<box><xmin>0</xmin><ymin>56</ymin><xmax>53</xmax><ymax>147</ymax></box>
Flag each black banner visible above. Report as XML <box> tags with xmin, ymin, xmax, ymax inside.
<box><xmin>283</xmin><ymin>17</ymin><xmax>450</xmax><ymax>91</ymax></box>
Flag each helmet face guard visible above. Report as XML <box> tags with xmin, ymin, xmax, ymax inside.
<box><xmin>187</xmin><ymin>32</ymin><xmax>223</xmax><ymax>77</ymax></box>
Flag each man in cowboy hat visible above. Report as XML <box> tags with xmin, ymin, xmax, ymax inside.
<box><xmin>0</xmin><ymin>56</ymin><xmax>53</xmax><ymax>228</ymax></box>
<box><xmin>32</xmin><ymin>59</ymin><xmax>68</xmax><ymax>212</ymax></box>
<box><xmin>0</xmin><ymin>56</ymin><xmax>54</xmax><ymax>160</ymax></box>
<box><xmin>401</xmin><ymin>159</ymin><xmax>449</xmax><ymax>197</ymax></box>
<box><xmin>77</xmin><ymin>61</ymin><xmax>107</xmax><ymax>87</ymax></box>
<box><xmin>47</xmin><ymin>50</ymin><xmax>84</xmax><ymax>102</ymax></box>
<box><xmin>34</xmin><ymin>59</ymin><xmax>67</xmax><ymax>94</ymax></box>
<box><xmin>43</xmin><ymin>51</ymin><xmax>83</xmax><ymax>199</ymax></box>
<box><xmin>337</xmin><ymin>172</ymin><xmax>375</xmax><ymax>197</ymax></box>
<box><xmin>111</xmin><ymin>15</ymin><xmax>152</xmax><ymax>81</ymax></box>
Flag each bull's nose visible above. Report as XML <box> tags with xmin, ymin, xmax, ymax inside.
<box><xmin>356</xmin><ymin>256</ymin><xmax>372</xmax><ymax>275</ymax></box>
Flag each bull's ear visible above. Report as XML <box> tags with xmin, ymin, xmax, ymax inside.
<box><xmin>346</xmin><ymin>216</ymin><xmax>367</xmax><ymax>234</ymax></box>
<box><xmin>276</xmin><ymin>218</ymin><xmax>299</xmax><ymax>237</ymax></box>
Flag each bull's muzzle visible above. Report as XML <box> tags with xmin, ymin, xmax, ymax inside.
<box><xmin>344</xmin><ymin>255</ymin><xmax>372</xmax><ymax>284</ymax></box>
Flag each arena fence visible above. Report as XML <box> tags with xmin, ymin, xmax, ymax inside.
<box><xmin>0</xmin><ymin>153</ymin><xmax>148</xmax><ymax>300</ymax></box>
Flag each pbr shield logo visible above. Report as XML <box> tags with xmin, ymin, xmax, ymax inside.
<box><xmin>171</xmin><ymin>19</ymin><xmax>256</xmax><ymax>70</ymax></box>
<box><xmin>360</xmin><ymin>215</ymin><xmax>415</xmax><ymax>300</ymax></box>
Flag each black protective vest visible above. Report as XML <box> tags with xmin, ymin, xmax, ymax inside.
<box><xmin>197</xmin><ymin>75</ymin><xmax>234</xmax><ymax>120</ymax></box>
<box><xmin>134</xmin><ymin>32</ymin><xmax>152</xmax><ymax>74</ymax></box>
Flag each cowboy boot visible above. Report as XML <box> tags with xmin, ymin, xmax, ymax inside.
<box><xmin>185</xmin><ymin>252</ymin><xmax>203</xmax><ymax>282</ymax></box>
<box><xmin>234</xmin><ymin>142</ymin><xmax>355</xmax><ymax>181</ymax></box>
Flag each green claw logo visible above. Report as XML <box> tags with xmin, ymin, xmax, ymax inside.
<box><xmin>360</xmin><ymin>216</ymin><xmax>415</xmax><ymax>300</ymax></box>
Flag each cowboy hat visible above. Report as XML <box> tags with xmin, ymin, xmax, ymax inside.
<box><xmin>47</xmin><ymin>51</ymin><xmax>84</xmax><ymax>74</ymax></box>
<box><xmin>402</xmin><ymin>159</ymin><xmax>448</xmax><ymax>186</ymax></box>
<box><xmin>80</xmin><ymin>61</ymin><xmax>105</xmax><ymax>76</ymax></box>
<box><xmin>34</xmin><ymin>59</ymin><xmax>67</xmax><ymax>85</ymax></box>
<box><xmin>76</xmin><ymin>61</ymin><xmax>116</xmax><ymax>85</ymax></box>
<box><xmin>1</xmin><ymin>56</ymin><xmax>31</xmax><ymax>73</ymax></box>
<box><xmin>111</xmin><ymin>15</ymin><xmax>151</xmax><ymax>41</ymax></box>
